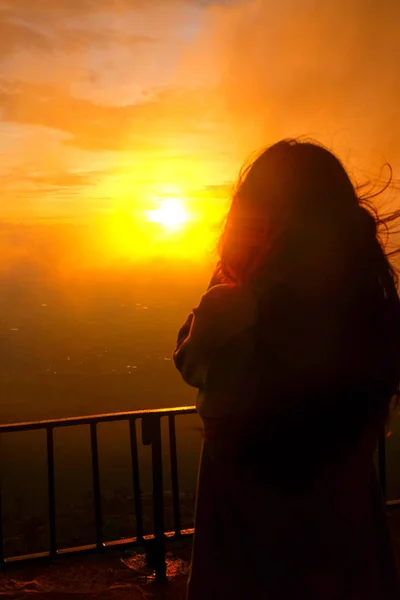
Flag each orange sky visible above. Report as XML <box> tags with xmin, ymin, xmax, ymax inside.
<box><xmin>1</xmin><ymin>0</ymin><xmax>400</xmax><ymax>264</ymax></box>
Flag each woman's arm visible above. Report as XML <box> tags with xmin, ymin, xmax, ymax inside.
<box><xmin>174</xmin><ymin>268</ymin><xmax>224</xmax><ymax>351</ymax></box>
<box><xmin>173</xmin><ymin>284</ymin><xmax>257</xmax><ymax>388</ymax></box>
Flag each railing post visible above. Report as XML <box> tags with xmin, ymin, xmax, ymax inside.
<box><xmin>142</xmin><ymin>415</ymin><xmax>166</xmax><ymax>583</ymax></box>
<box><xmin>129</xmin><ymin>419</ymin><xmax>144</xmax><ymax>542</ymax></box>
<box><xmin>168</xmin><ymin>415</ymin><xmax>181</xmax><ymax>538</ymax></box>
<box><xmin>377</xmin><ymin>428</ymin><xmax>387</xmax><ymax>501</ymax></box>
<box><xmin>46</xmin><ymin>427</ymin><xmax>57</xmax><ymax>557</ymax></box>
<box><xmin>90</xmin><ymin>423</ymin><xmax>103</xmax><ymax>548</ymax></box>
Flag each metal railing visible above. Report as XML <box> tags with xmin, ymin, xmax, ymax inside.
<box><xmin>0</xmin><ymin>409</ymin><xmax>398</xmax><ymax>582</ymax></box>
<box><xmin>0</xmin><ymin>406</ymin><xmax>197</xmax><ymax>582</ymax></box>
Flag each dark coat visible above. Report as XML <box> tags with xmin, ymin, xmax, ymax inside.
<box><xmin>174</xmin><ymin>283</ymin><xmax>400</xmax><ymax>599</ymax></box>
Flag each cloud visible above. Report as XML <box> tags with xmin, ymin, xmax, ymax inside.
<box><xmin>0</xmin><ymin>218</ymin><xmax>101</xmax><ymax>276</ymax></box>
<box><xmin>178</xmin><ymin>0</ymin><xmax>400</xmax><ymax>176</ymax></box>
<box><xmin>0</xmin><ymin>0</ymin><xmax>141</xmax><ymax>16</ymax></box>
<box><xmin>0</xmin><ymin>81</ymin><xmax>132</xmax><ymax>150</ymax></box>
<box><xmin>1</xmin><ymin>0</ymin><xmax>228</xmax><ymax>11</ymax></box>
<box><xmin>0</xmin><ymin>15</ymin><xmax>157</xmax><ymax>62</ymax></box>
<box><xmin>3</xmin><ymin>0</ymin><xmax>400</xmax><ymax>225</ymax></box>
<box><xmin>0</xmin><ymin>81</ymin><xmax>225</xmax><ymax>151</ymax></box>
<box><xmin>0</xmin><ymin>169</ymin><xmax>101</xmax><ymax>189</ymax></box>
<box><xmin>0</xmin><ymin>167</ymin><xmax>107</xmax><ymax>222</ymax></box>
<box><xmin>0</xmin><ymin>0</ymin><xmax>228</xmax><ymax>32</ymax></box>
<box><xmin>59</xmin><ymin>29</ymin><xmax>157</xmax><ymax>51</ymax></box>
<box><xmin>0</xmin><ymin>20</ymin><xmax>51</xmax><ymax>58</ymax></box>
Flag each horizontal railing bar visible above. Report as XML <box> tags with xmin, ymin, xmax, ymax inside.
<box><xmin>1</xmin><ymin>529</ymin><xmax>195</xmax><ymax>566</ymax></box>
<box><xmin>0</xmin><ymin>406</ymin><xmax>197</xmax><ymax>433</ymax></box>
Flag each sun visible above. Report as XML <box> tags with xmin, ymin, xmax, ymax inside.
<box><xmin>146</xmin><ymin>197</ymin><xmax>189</xmax><ymax>231</ymax></box>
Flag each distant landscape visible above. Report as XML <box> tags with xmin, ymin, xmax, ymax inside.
<box><xmin>0</xmin><ymin>267</ymin><xmax>204</xmax><ymax>423</ymax></box>
<box><xmin>0</xmin><ymin>265</ymin><xmax>206</xmax><ymax>557</ymax></box>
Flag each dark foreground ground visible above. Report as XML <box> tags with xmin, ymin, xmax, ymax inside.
<box><xmin>1</xmin><ymin>514</ymin><xmax>400</xmax><ymax>600</ymax></box>
<box><xmin>0</xmin><ymin>540</ymin><xmax>191</xmax><ymax>600</ymax></box>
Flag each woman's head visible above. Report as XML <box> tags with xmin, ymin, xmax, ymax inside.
<box><xmin>218</xmin><ymin>139</ymin><xmax>380</xmax><ymax>289</ymax></box>
<box><xmin>217</xmin><ymin>138</ymin><xmax>400</xmax><ymax>429</ymax></box>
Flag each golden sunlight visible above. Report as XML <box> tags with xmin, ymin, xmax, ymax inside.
<box><xmin>146</xmin><ymin>198</ymin><xmax>189</xmax><ymax>231</ymax></box>
<box><xmin>100</xmin><ymin>185</ymin><xmax>226</xmax><ymax>264</ymax></box>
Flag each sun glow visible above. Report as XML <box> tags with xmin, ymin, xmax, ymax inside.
<box><xmin>146</xmin><ymin>197</ymin><xmax>189</xmax><ymax>231</ymax></box>
<box><xmin>101</xmin><ymin>185</ymin><xmax>227</xmax><ymax>264</ymax></box>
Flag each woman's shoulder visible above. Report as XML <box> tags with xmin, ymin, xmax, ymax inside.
<box><xmin>194</xmin><ymin>283</ymin><xmax>258</xmax><ymax>328</ymax></box>
<box><xmin>200</xmin><ymin>282</ymin><xmax>254</xmax><ymax>303</ymax></box>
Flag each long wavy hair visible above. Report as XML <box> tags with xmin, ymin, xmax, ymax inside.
<box><xmin>209</xmin><ymin>139</ymin><xmax>400</xmax><ymax>483</ymax></box>
<box><xmin>216</xmin><ymin>140</ymin><xmax>398</xmax><ymax>288</ymax></box>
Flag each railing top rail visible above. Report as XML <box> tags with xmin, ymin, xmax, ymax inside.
<box><xmin>0</xmin><ymin>406</ymin><xmax>197</xmax><ymax>433</ymax></box>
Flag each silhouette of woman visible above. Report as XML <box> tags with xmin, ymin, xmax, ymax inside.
<box><xmin>174</xmin><ymin>140</ymin><xmax>400</xmax><ymax>599</ymax></box>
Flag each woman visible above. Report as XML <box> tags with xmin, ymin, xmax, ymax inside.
<box><xmin>174</xmin><ymin>139</ymin><xmax>400</xmax><ymax>599</ymax></box>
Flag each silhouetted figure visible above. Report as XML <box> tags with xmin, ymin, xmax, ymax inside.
<box><xmin>174</xmin><ymin>140</ymin><xmax>400</xmax><ymax>599</ymax></box>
